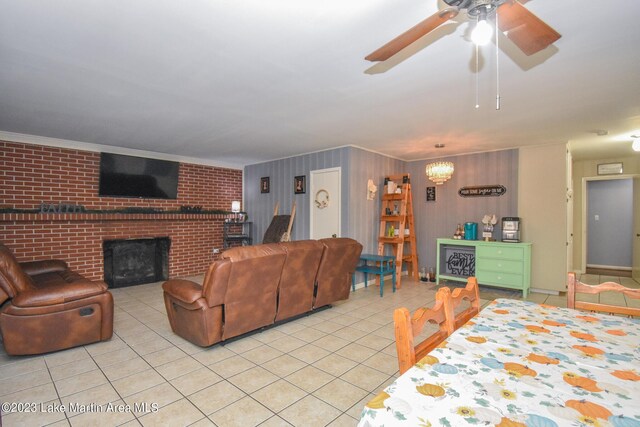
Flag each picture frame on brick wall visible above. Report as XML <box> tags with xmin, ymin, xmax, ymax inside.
<box><xmin>261</xmin><ymin>177</ymin><xmax>270</xmax><ymax>193</ymax></box>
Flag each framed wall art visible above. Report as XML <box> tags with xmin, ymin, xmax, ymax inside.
<box><xmin>294</xmin><ymin>175</ymin><xmax>306</xmax><ymax>194</ymax></box>
<box><xmin>260</xmin><ymin>177</ymin><xmax>270</xmax><ymax>193</ymax></box>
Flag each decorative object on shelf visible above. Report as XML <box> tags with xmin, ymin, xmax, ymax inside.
<box><xmin>453</xmin><ymin>223</ymin><xmax>464</xmax><ymax>240</ymax></box>
<box><xmin>260</xmin><ymin>177</ymin><xmax>270</xmax><ymax>193</ymax></box>
<box><xmin>425</xmin><ymin>161</ymin><xmax>454</xmax><ymax>185</ymax></box>
<box><xmin>39</xmin><ymin>203</ymin><xmax>85</xmax><ymax>213</ymax></box>
<box><xmin>464</xmin><ymin>222</ymin><xmax>478</xmax><ymax>240</ymax></box>
<box><xmin>367</xmin><ymin>179</ymin><xmax>377</xmax><ymax>201</ymax></box>
<box><xmin>314</xmin><ymin>189</ymin><xmax>329</xmax><ymax>209</ymax></box>
<box><xmin>428</xmin><ymin>267</ymin><xmax>436</xmax><ymax>282</ymax></box>
<box><xmin>597</xmin><ymin>162</ymin><xmax>623</xmax><ymax>175</ymax></box>
<box><xmin>294</xmin><ymin>175</ymin><xmax>306</xmax><ymax>194</ymax></box>
<box><xmin>386</xmin><ymin>180</ymin><xmax>397</xmax><ymax>194</ymax></box>
<box><xmin>179</xmin><ymin>205</ymin><xmax>203</xmax><ymax>213</ymax></box>
<box><xmin>426</xmin><ymin>186</ymin><xmax>436</xmax><ymax>202</ymax></box>
<box><xmin>420</xmin><ymin>267</ymin><xmax>428</xmax><ymax>282</ymax></box>
<box><xmin>481</xmin><ymin>214</ymin><xmax>498</xmax><ymax>241</ymax></box>
<box><xmin>231</xmin><ymin>201</ymin><xmax>241</xmax><ymax>213</ymax></box>
<box><xmin>458</xmin><ymin>185</ymin><xmax>506</xmax><ymax>197</ymax></box>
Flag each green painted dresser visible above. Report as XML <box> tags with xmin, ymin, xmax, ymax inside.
<box><xmin>436</xmin><ymin>238</ymin><xmax>532</xmax><ymax>297</ymax></box>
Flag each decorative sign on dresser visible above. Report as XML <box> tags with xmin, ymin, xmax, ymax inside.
<box><xmin>436</xmin><ymin>238</ymin><xmax>532</xmax><ymax>297</ymax></box>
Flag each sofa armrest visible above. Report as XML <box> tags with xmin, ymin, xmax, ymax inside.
<box><xmin>162</xmin><ymin>279</ymin><xmax>203</xmax><ymax>304</ymax></box>
<box><xmin>11</xmin><ymin>280</ymin><xmax>108</xmax><ymax>308</ymax></box>
<box><xmin>20</xmin><ymin>260</ymin><xmax>69</xmax><ymax>276</ymax></box>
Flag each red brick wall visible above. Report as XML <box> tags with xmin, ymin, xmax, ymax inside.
<box><xmin>0</xmin><ymin>141</ymin><xmax>243</xmax><ymax>281</ymax></box>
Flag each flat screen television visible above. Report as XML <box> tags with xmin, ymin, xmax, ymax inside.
<box><xmin>99</xmin><ymin>153</ymin><xmax>179</xmax><ymax>199</ymax></box>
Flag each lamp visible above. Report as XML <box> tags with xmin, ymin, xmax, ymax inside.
<box><xmin>426</xmin><ymin>161</ymin><xmax>454</xmax><ymax>185</ymax></box>
<box><xmin>471</xmin><ymin>13</ymin><xmax>493</xmax><ymax>46</ymax></box>
<box><xmin>231</xmin><ymin>201</ymin><xmax>241</xmax><ymax>213</ymax></box>
<box><xmin>632</xmin><ymin>135</ymin><xmax>640</xmax><ymax>152</ymax></box>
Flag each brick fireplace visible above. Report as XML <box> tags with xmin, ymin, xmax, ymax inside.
<box><xmin>0</xmin><ymin>140</ymin><xmax>243</xmax><ymax>281</ymax></box>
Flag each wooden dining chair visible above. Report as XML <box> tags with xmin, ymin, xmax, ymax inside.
<box><xmin>450</xmin><ymin>277</ymin><xmax>481</xmax><ymax>329</ymax></box>
<box><xmin>394</xmin><ymin>287</ymin><xmax>454</xmax><ymax>375</ymax></box>
<box><xmin>567</xmin><ymin>272</ymin><xmax>640</xmax><ymax>317</ymax></box>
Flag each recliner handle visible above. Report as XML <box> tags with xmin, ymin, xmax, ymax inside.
<box><xmin>79</xmin><ymin>307</ymin><xmax>94</xmax><ymax>316</ymax></box>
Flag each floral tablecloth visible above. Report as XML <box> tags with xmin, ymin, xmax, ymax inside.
<box><xmin>358</xmin><ymin>298</ymin><xmax>640</xmax><ymax>427</ymax></box>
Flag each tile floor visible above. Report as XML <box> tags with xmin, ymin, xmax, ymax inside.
<box><xmin>0</xmin><ymin>273</ymin><xmax>638</xmax><ymax>427</ymax></box>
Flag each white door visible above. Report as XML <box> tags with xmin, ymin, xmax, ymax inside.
<box><xmin>633</xmin><ymin>176</ymin><xmax>640</xmax><ymax>281</ymax></box>
<box><xmin>310</xmin><ymin>167</ymin><xmax>341</xmax><ymax>239</ymax></box>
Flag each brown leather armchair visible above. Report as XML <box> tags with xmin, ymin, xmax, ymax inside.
<box><xmin>0</xmin><ymin>243</ymin><xmax>114</xmax><ymax>355</ymax></box>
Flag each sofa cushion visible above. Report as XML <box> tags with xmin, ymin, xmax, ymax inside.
<box><xmin>163</xmin><ymin>279</ymin><xmax>203</xmax><ymax>304</ymax></box>
<box><xmin>11</xmin><ymin>280</ymin><xmax>108</xmax><ymax>308</ymax></box>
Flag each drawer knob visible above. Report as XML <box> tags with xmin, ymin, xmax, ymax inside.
<box><xmin>497</xmin><ymin>250</ymin><xmax>502</xmax><ymax>254</ymax></box>
<box><xmin>498</xmin><ymin>263</ymin><xmax>502</xmax><ymax>268</ymax></box>
<box><xmin>497</xmin><ymin>276</ymin><xmax>502</xmax><ymax>280</ymax></box>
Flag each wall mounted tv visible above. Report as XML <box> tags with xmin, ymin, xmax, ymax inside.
<box><xmin>99</xmin><ymin>153</ymin><xmax>179</xmax><ymax>199</ymax></box>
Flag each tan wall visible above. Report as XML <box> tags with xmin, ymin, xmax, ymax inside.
<box><xmin>571</xmin><ymin>156</ymin><xmax>640</xmax><ymax>271</ymax></box>
<box><xmin>518</xmin><ymin>143</ymin><xmax>568</xmax><ymax>292</ymax></box>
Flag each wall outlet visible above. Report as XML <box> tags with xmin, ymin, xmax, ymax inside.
<box><xmin>212</xmin><ymin>248</ymin><xmax>220</xmax><ymax>254</ymax></box>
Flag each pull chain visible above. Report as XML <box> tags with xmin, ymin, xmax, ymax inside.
<box><xmin>495</xmin><ymin>9</ymin><xmax>501</xmax><ymax>110</ymax></box>
<box><xmin>475</xmin><ymin>15</ymin><xmax>480</xmax><ymax>109</ymax></box>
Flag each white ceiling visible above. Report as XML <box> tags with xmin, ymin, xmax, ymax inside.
<box><xmin>1</xmin><ymin>0</ymin><xmax>639</xmax><ymax>167</ymax></box>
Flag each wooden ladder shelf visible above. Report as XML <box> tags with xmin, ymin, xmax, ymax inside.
<box><xmin>378</xmin><ymin>174</ymin><xmax>419</xmax><ymax>288</ymax></box>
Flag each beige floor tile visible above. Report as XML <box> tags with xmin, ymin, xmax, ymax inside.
<box><xmin>242</xmin><ymin>345</ymin><xmax>284</xmax><ymax>365</ymax></box>
<box><xmin>0</xmin><ymin>357</ymin><xmax>46</xmax><ymax>381</ymax></box>
<box><xmin>261</xmin><ymin>354</ymin><xmax>307</xmax><ymax>378</ymax></box>
<box><xmin>312</xmin><ymin>335</ymin><xmax>350</xmax><ymax>353</ymax></box>
<box><xmin>44</xmin><ymin>346</ymin><xmax>90</xmax><ymax>368</ymax></box>
<box><xmin>111</xmin><ymin>368</ymin><xmax>166</xmax><ymax>397</ymax></box>
<box><xmin>228</xmin><ymin>366</ymin><xmax>279</xmax><ymax>394</ymax></box>
<box><xmin>251</xmin><ymin>379</ymin><xmax>307</xmax><ymax>413</ymax></box>
<box><xmin>49</xmin><ymin>356</ymin><xmax>98</xmax><ymax>381</ymax></box>
<box><xmin>279</xmin><ymin>395</ymin><xmax>342</xmax><ymax>427</ymax></box>
<box><xmin>61</xmin><ymin>383</ymin><xmax>120</xmax><ymax>417</ymax></box>
<box><xmin>313</xmin><ymin>378</ymin><xmax>369</xmax><ymax>412</ymax></box>
<box><xmin>252</xmin><ymin>328</ymin><xmax>288</xmax><ymax>344</ymax></box>
<box><xmin>223</xmin><ymin>337</ymin><xmax>263</xmax><ymax>354</ymax></box>
<box><xmin>258</xmin><ymin>416</ymin><xmax>293</xmax><ymax>426</ymax></box>
<box><xmin>355</xmin><ymin>334</ymin><xmax>393</xmax><ymax>351</ymax></box>
<box><xmin>189</xmin><ymin>380</ymin><xmax>246</xmax><ymax>415</ymax></box>
<box><xmin>273</xmin><ymin>321</ymin><xmax>306</xmax><ymax>335</ymax></box>
<box><xmin>68</xmin><ymin>400</ymin><xmax>137</xmax><ymax>426</ymax></box>
<box><xmin>155</xmin><ymin>355</ymin><xmax>202</xmax><ymax>380</ymax></box>
<box><xmin>0</xmin><ymin>382</ymin><xmax>57</xmax><ymax>405</ymax></box>
<box><xmin>268</xmin><ymin>336</ymin><xmax>307</xmax><ymax>353</ymax></box>
<box><xmin>289</xmin><ymin>343</ymin><xmax>330</xmax><ymax>364</ymax></box>
<box><xmin>102</xmin><ymin>357</ymin><xmax>150</xmax><ymax>382</ymax></box>
<box><xmin>209</xmin><ymin>396</ymin><xmax>274</xmax><ymax>427</ymax></box>
<box><xmin>335</xmin><ymin>343</ymin><xmax>377</xmax><ymax>363</ymax></box>
<box><xmin>290</xmin><ymin>327</ymin><xmax>327</xmax><ymax>343</ymax></box>
<box><xmin>48</xmin><ymin>420</ymin><xmax>72</xmax><ymax>427</ymax></box>
<box><xmin>0</xmin><ymin>369</ymin><xmax>51</xmax><ymax>396</ymax></box>
<box><xmin>310</xmin><ymin>321</ymin><xmax>344</xmax><ymax>334</ymax></box>
<box><xmin>2</xmin><ymin>398</ymin><xmax>67</xmax><ymax>426</ymax></box>
<box><xmin>312</xmin><ymin>354</ymin><xmax>358</xmax><ymax>377</ymax></box>
<box><xmin>285</xmin><ymin>365</ymin><xmax>334</xmax><ymax>393</ymax></box>
<box><xmin>55</xmin><ymin>369</ymin><xmax>108</xmax><ymax>398</ymax></box>
<box><xmin>362</xmin><ymin>352</ymin><xmax>400</xmax><ymax>376</ymax></box>
<box><xmin>85</xmin><ymin>338</ymin><xmax>128</xmax><ymax>357</ymax></box>
<box><xmin>330</xmin><ymin>315</ymin><xmax>360</xmax><ymax>326</ymax></box>
<box><xmin>124</xmin><ymin>382</ymin><xmax>182</xmax><ymax>416</ymax></box>
<box><xmin>92</xmin><ymin>346</ymin><xmax>139</xmax><ymax>369</ymax></box>
<box><xmin>170</xmin><ymin>367</ymin><xmax>222</xmax><ymax>396</ymax></box>
<box><xmin>143</xmin><ymin>346</ymin><xmax>187</xmax><ymax>367</ymax></box>
<box><xmin>139</xmin><ymin>398</ymin><xmax>204</xmax><ymax>427</ymax></box>
<box><xmin>209</xmin><ymin>355</ymin><xmax>256</xmax><ymax>378</ymax></box>
<box><xmin>327</xmin><ymin>413</ymin><xmax>360</xmax><ymax>427</ymax></box>
<box><xmin>346</xmin><ymin>393</ymin><xmax>375</xmax><ymax>419</ymax></box>
<box><xmin>341</xmin><ymin>365</ymin><xmax>390</xmax><ymax>392</ymax></box>
<box><xmin>192</xmin><ymin>345</ymin><xmax>236</xmax><ymax>366</ymax></box>
<box><xmin>129</xmin><ymin>336</ymin><xmax>174</xmax><ymax>356</ymax></box>
<box><xmin>331</xmin><ymin>327</ymin><xmax>368</xmax><ymax>342</ymax></box>
<box><xmin>120</xmin><ymin>329</ymin><xmax>162</xmax><ymax>347</ymax></box>
<box><xmin>189</xmin><ymin>417</ymin><xmax>217</xmax><ymax>427</ymax></box>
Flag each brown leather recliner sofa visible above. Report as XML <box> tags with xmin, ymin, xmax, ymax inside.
<box><xmin>0</xmin><ymin>243</ymin><xmax>114</xmax><ymax>355</ymax></box>
<box><xmin>163</xmin><ymin>238</ymin><xmax>362</xmax><ymax>347</ymax></box>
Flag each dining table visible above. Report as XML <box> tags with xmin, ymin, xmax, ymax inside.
<box><xmin>358</xmin><ymin>298</ymin><xmax>640</xmax><ymax>427</ymax></box>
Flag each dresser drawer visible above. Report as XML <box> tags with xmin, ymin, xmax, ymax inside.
<box><xmin>477</xmin><ymin>271</ymin><xmax>524</xmax><ymax>287</ymax></box>
<box><xmin>477</xmin><ymin>245</ymin><xmax>523</xmax><ymax>260</ymax></box>
<box><xmin>478</xmin><ymin>259</ymin><xmax>523</xmax><ymax>274</ymax></box>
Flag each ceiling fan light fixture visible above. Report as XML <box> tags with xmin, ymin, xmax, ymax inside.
<box><xmin>426</xmin><ymin>161</ymin><xmax>454</xmax><ymax>185</ymax></box>
<box><xmin>471</xmin><ymin>17</ymin><xmax>493</xmax><ymax>46</ymax></box>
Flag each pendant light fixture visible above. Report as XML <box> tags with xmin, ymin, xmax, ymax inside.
<box><xmin>425</xmin><ymin>161</ymin><xmax>454</xmax><ymax>185</ymax></box>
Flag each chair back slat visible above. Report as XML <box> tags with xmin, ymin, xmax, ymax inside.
<box><xmin>567</xmin><ymin>272</ymin><xmax>640</xmax><ymax>317</ymax></box>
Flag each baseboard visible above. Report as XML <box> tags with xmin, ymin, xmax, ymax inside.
<box><xmin>530</xmin><ymin>288</ymin><xmax>560</xmax><ymax>296</ymax></box>
<box><xmin>586</xmin><ymin>264</ymin><xmax>632</xmax><ymax>271</ymax></box>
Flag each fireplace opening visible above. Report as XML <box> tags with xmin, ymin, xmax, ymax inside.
<box><xmin>103</xmin><ymin>237</ymin><xmax>170</xmax><ymax>288</ymax></box>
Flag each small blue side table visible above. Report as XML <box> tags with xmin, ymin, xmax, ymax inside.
<box><xmin>352</xmin><ymin>253</ymin><xmax>396</xmax><ymax>297</ymax></box>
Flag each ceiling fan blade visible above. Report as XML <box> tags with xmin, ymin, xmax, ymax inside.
<box><xmin>497</xmin><ymin>1</ymin><xmax>560</xmax><ymax>56</ymax></box>
<box><xmin>365</xmin><ymin>8</ymin><xmax>458</xmax><ymax>62</ymax></box>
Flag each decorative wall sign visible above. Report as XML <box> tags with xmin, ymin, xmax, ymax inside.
<box><xmin>294</xmin><ymin>175</ymin><xmax>306</xmax><ymax>194</ymax></box>
<box><xmin>597</xmin><ymin>162</ymin><xmax>623</xmax><ymax>175</ymax></box>
<box><xmin>444</xmin><ymin>247</ymin><xmax>475</xmax><ymax>276</ymax></box>
<box><xmin>260</xmin><ymin>177</ymin><xmax>270</xmax><ymax>193</ymax></box>
<box><xmin>426</xmin><ymin>186</ymin><xmax>436</xmax><ymax>202</ymax></box>
<box><xmin>458</xmin><ymin>185</ymin><xmax>506</xmax><ymax>198</ymax></box>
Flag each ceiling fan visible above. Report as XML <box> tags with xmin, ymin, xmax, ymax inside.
<box><xmin>365</xmin><ymin>0</ymin><xmax>561</xmax><ymax>62</ymax></box>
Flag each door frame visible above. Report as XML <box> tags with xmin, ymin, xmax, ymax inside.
<box><xmin>309</xmin><ymin>167</ymin><xmax>341</xmax><ymax>240</ymax></box>
<box><xmin>581</xmin><ymin>174</ymin><xmax>638</xmax><ymax>273</ymax></box>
